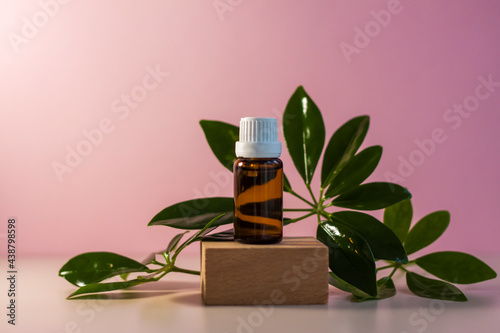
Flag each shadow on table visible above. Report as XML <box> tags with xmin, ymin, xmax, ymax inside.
<box><xmin>169</xmin><ymin>291</ymin><xmax>204</xmax><ymax>306</ymax></box>
<box><xmin>170</xmin><ymin>292</ymin><xmax>332</xmax><ymax>309</ymax></box>
<box><xmin>69</xmin><ymin>281</ymin><xmax>200</xmax><ymax>300</ymax></box>
<box><xmin>157</xmin><ymin>287</ymin><xmax>498</xmax><ymax>310</ymax></box>
<box><xmin>69</xmin><ymin>282</ymin><xmax>498</xmax><ymax>311</ymax></box>
<box><xmin>379</xmin><ymin>289</ymin><xmax>498</xmax><ymax>309</ymax></box>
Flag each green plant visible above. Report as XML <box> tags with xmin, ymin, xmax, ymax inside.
<box><xmin>59</xmin><ymin>86</ymin><xmax>496</xmax><ymax>301</ymax></box>
<box><xmin>338</xmin><ymin>200</ymin><xmax>496</xmax><ymax>301</ymax></box>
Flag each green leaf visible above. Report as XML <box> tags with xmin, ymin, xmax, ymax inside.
<box><xmin>330</xmin><ymin>211</ymin><xmax>408</xmax><ymax>263</ymax></box>
<box><xmin>317</xmin><ymin>221</ymin><xmax>377</xmax><ymax>296</ymax></box>
<box><xmin>404</xmin><ymin>211</ymin><xmax>450</xmax><ymax>255</ymax></box>
<box><xmin>148</xmin><ymin>197</ymin><xmax>234</xmax><ymax>229</ymax></box>
<box><xmin>141</xmin><ymin>253</ymin><xmax>157</xmax><ymax>265</ymax></box>
<box><xmin>283</xmin><ymin>174</ymin><xmax>292</xmax><ymax>193</ymax></box>
<box><xmin>59</xmin><ymin>252</ymin><xmax>149</xmax><ymax>287</ymax></box>
<box><xmin>329</xmin><ymin>271</ymin><xmax>362</xmax><ymax>294</ymax></box>
<box><xmin>330</xmin><ymin>272</ymin><xmax>396</xmax><ymax>302</ymax></box>
<box><xmin>166</xmin><ymin>231</ymin><xmax>189</xmax><ymax>253</ymax></box>
<box><xmin>406</xmin><ymin>272</ymin><xmax>467</xmax><ymax>302</ymax></box>
<box><xmin>325</xmin><ymin>145</ymin><xmax>383</xmax><ymax>198</ymax></box>
<box><xmin>283</xmin><ymin>86</ymin><xmax>325</xmax><ymax>185</ymax></box>
<box><xmin>182</xmin><ymin>223</ymin><xmax>217</xmax><ymax>246</ymax></box>
<box><xmin>321</xmin><ymin>116</ymin><xmax>369</xmax><ymax>188</ymax></box>
<box><xmin>383</xmin><ymin>199</ymin><xmax>413</xmax><ymax>243</ymax></box>
<box><xmin>332</xmin><ymin>182</ymin><xmax>411</xmax><ymax>211</ymax></box>
<box><xmin>416</xmin><ymin>251</ymin><xmax>497</xmax><ymax>284</ymax></box>
<box><xmin>177</xmin><ymin>214</ymin><xmax>225</xmax><ymax>249</ymax></box>
<box><xmin>201</xmin><ymin>228</ymin><xmax>234</xmax><ymax>241</ymax></box>
<box><xmin>353</xmin><ymin>277</ymin><xmax>396</xmax><ymax>302</ymax></box>
<box><xmin>142</xmin><ymin>231</ymin><xmax>190</xmax><ymax>265</ymax></box>
<box><xmin>200</xmin><ymin>120</ymin><xmax>239</xmax><ymax>171</ymax></box>
<box><xmin>68</xmin><ymin>278</ymin><xmax>156</xmax><ymax>299</ymax></box>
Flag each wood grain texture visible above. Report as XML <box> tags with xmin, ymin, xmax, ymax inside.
<box><xmin>201</xmin><ymin>237</ymin><xmax>329</xmax><ymax>305</ymax></box>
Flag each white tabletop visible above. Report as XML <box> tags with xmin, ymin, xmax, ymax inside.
<box><xmin>2</xmin><ymin>255</ymin><xmax>499</xmax><ymax>333</ymax></box>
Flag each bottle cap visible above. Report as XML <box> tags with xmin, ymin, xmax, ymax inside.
<box><xmin>235</xmin><ymin>117</ymin><xmax>281</xmax><ymax>158</ymax></box>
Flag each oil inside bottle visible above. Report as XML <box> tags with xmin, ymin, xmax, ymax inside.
<box><xmin>234</xmin><ymin>158</ymin><xmax>283</xmax><ymax>244</ymax></box>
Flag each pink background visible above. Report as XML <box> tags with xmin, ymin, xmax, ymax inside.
<box><xmin>1</xmin><ymin>0</ymin><xmax>499</xmax><ymax>258</ymax></box>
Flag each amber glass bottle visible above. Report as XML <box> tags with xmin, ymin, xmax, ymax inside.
<box><xmin>234</xmin><ymin>118</ymin><xmax>283</xmax><ymax>244</ymax></box>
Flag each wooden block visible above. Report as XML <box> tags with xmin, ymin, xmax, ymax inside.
<box><xmin>201</xmin><ymin>237</ymin><xmax>329</xmax><ymax>305</ymax></box>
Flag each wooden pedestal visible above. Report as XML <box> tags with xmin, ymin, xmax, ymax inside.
<box><xmin>201</xmin><ymin>237</ymin><xmax>329</xmax><ymax>305</ymax></box>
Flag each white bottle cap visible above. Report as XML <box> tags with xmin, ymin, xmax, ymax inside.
<box><xmin>235</xmin><ymin>117</ymin><xmax>281</xmax><ymax>158</ymax></box>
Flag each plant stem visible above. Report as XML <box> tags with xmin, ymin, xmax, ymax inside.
<box><xmin>153</xmin><ymin>269</ymin><xmax>170</xmax><ymax>281</ymax></box>
<box><xmin>286</xmin><ymin>212</ymin><xmax>315</xmax><ymax>224</ymax></box>
<box><xmin>162</xmin><ymin>252</ymin><xmax>170</xmax><ymax>264</ymax></box>
<box><xmin>386</xmin><ymin>266</ymin><xmax>398</xmax><ymax>280</ymax></box>
<box><xmin>318</xmin><ymin>210</ymin><xmax>330</xmax><ymax>220</ymax></box>
<box><xmin>172</xmin><ymin>266</ymin><xmax>201</xmax><ymax>276</ymax></box>
<box><xmin>376</xmin><ymin>266</ymin><xmax>399</xmax><ymax>291</ymax></box>
<box><xmin>288</xmin><ymin>190</ymin><xmax>315</xmax><ymax>207</ymax></box>
<box><xmin>284</xmin><ymin>208</ymin><xmax>313</xmax><ymax>212</ymax></box>
<box><xmin>376</xmin><ymin>264</ymin><xmax>394</xmax><ymax>272</ymax></box>
<box><xmin>170</xmin><ymin>245</ymin><xmax>185</xmax><ymax>263</ymax></box>
<box><xmin>306</xmin><ymin>184</ymin><xmax>318</xmax><ymax>205</ymax></box>
<box><xmin>150</xmin><ymin>259</ymin><xmax>164</xmax><ymax>266</ymax></box>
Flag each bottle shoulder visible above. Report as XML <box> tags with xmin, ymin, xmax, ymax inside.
<box><xmin>234</xmin><ymin>158</ymin><xmax>283</xmax><ymax>170</ymax></box>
